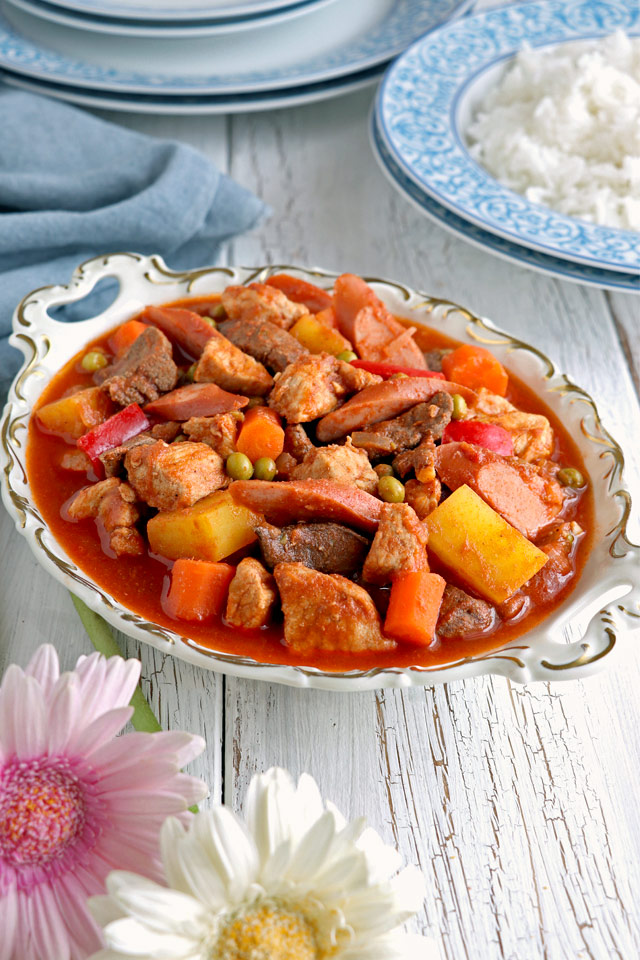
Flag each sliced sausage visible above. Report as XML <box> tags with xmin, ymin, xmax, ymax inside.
<box><xmin>144</xmin><ymin>383</ymin><xmax>248</xmax><ymax>421</ymax></box>
<box><xmin>316</xmin><ymin>377</ymin><xmax>476</xmax><ymax>442</ymax></box>
<box><xmin>142</xmin><ymin>305</ymin><xmax>217</xmax><ymax>358</ymax></box>
<box><xmin>230</xmin><ymin>479</ymin><xmax>383</xmax><ymax>533</ymax></box>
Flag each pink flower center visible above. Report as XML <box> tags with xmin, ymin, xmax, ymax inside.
<box><xmin>0</xmin><ymin>756</ymin><xmax>87</xmax><ymax>867</ymax></box>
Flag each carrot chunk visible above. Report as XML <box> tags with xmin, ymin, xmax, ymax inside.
<box><xmin>108</xmin><ymin>319</ymin><xmax>148</xmax><ymax>358</ymax></box>
<box><xmin>163</xmin><ymin>558</ymin><xmax>234</xmax><ymax>621</ymax></box>
<box><xmin>384</xmin><ymin>570</ymin><xmax>446</xmax><ymax>646</ymax></box>
<box><xmin>236</xmin><ymin>406</ymin><xmax>285</xmax><ymax>462</ymax></box>
<box><xmin>441</xmin><ymin>344</ymin><xmax>508</xmax><ymax>396</ymax></box>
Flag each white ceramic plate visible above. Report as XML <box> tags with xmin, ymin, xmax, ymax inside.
<box><xmin>0</xmin><ymin>62</ymin><xmax>383</xmax><ymax>113</ymax></box>
<box><xmin>0</xmin><ymin>0</ymin><xmax>474</xmax><ymax>95</ymax></box>
<box><xmin>40</xmin><ymin>0</ymin><xmax>316</xmax><ymax>22</ymax></box>
<box><xmin>4</xmin><ymin>0</ymin><xmax>338</xmax><ymax>38</ymax></box>
<box><xmin>371</xmin><ymin>112</ymin><xmax>640</xmax><ymax>293</ymax></box>
<box><xmin>2</xmin><ymin>254</ymin><xmax>639</xmax><ymax>690</ymax></box>
<box><xmin>375</xmin><ymin>0</ymin><xmax>640</xmax><ymax>274</ymax></box>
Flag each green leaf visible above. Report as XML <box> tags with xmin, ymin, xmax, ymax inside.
<box><xmin>70</xmin><ymin>593</ymin><xmax>162</xmax><ymax>734</ymax></box>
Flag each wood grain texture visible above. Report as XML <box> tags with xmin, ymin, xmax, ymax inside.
<box><xmin>1</xmin><ymin>82</ymin><xmax>639</xmax><ymax>960</ymax></box>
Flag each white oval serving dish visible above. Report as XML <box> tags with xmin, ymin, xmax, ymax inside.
<box><xmin>1</xmin><ymin>253</ymin><xmax>639</xmax><ymax>689</ymax></box>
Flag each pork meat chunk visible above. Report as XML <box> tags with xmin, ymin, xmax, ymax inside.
<box><xmin>225</xmin><ymin>557</ymin><xmax>277</xmax><ymax>629</ymax></box>
<box><xmin>66</xmin><ymin>478</ymin><xmax>144</xmax><ymax>556</ymax></box>
<box><xmin>268</xmin><ymin>353</ymin><xmax>345</xmax><ymax>423</ymax></box>
<box><xmin>292</xmin><ymin>438</ymin><xmax>378</xmax><ymax>493</ymax></box>
<box><xmin>221</xmin><ymin>283</ymin><xmax>308</xmax><ymax>330</ymax></box>
<box><xmin>404</xmin><ymin>477</ymin><xmax>441</xmax><ymax>519</ymax></box>
<box><xmin>284</xmin><ymin>423</ymin><xmax>314</xmax><ymax>462</ymax></box>
<box><xmin>99</xmin><ymin>434</ymin><xmax>156</xmax><ymax>479</ymax></box>
<box><xmin>362</xmin><ymin>502</ymin><xmax>429</xmax><ymax>585</ymax></box>
<box><xmin>351</xmin><ymin>394</ymin><xmax>453</xmax><ymax>457</ymax></box>
<box><xmin>476</xmin><ymin>410</ymin><xmax>554</xmax><ymax>462</ymax></box>
<box><xmin>274</xmin><ymin>562</ymin><xmax>395</xmax><ymax>655</ymax></box>
<box><xmin>218</xmin><ymin>317</ymin><xmax>307</xmax><ymax>373</ymax></box>
<box><xmin>194</xmin><ymin>330</ymin><xmax>274</xmax><ymax>396</ymax></box>
<box><xmin>98</xmin><ymin>327</ymin><xmax>178</xmax><ymax>406</ymax></box>
<box><xmin>256</xmin><ymin>521</ymin><xmax>369</xmax><ymax>575</ymax></box>
<box><xmin>527</xmin><ymin>521</ymin><xmax>584</xmax><ymax>605</ymax></box>
<box><xmin>436</xmin><ymin>584</ymin><xmax>496</xmax><ymax>638</ymax></box>
<box><xmin>124</xmin><ymin>439</ymin><xmax>225</xmax><ymax>511</ymax></box>
<box><xmin>183</xmin><ymin>412</ymin><xmax>243</xmax><ymax>458</ymax></box>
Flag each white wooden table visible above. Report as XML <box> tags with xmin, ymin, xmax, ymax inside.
<box><xmin>2</xmin><ymin>87</ymin><xmax>640</xmax><ymax>960</ymax></box>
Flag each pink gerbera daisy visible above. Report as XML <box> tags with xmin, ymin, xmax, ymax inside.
<box><xmin>0</xmin><ymin>644</ymin><xmax>207</xmax><ymax>960</ymax></box>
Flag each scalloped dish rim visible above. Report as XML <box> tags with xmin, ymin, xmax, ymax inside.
<box><xmin>2</xmin><ymin>253</ymin><xmax>639</xmax><ymax>689</ymax></box>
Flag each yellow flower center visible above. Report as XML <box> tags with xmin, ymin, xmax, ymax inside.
<box><xmin>214</xmin><ymin>903</ymin><xmax>319</xmax><ymax>960</ymax></box>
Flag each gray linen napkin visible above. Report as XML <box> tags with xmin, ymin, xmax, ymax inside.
<box><xmin>0</xmin><ymin>90</ymin><xmax>268</xmax><ymax>399</ymax></box>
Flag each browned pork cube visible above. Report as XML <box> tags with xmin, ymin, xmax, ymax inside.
<box><xmin>255</xmin><ymin>522</ymin><xmax>369</xmax><ymax>575</ymax></box>
<box><xmin>194</xmin><ymin>330</ymin><xmax>274</xmax><ymax>396</ymax></box>
<box><xmin>225</xmin><ymin>558</ymin><xmax>278</xmax><ymax>630</ymax></box>
<box><xmin>218</xmin><ymin>317</ymin><xmax>308</xmax><ymax>373</ymax></box>
<box><xmin>269</xmin><ymin>353</ymin><xmax>345</xmax><ymax>423</ymax></box>
<box><xmin>274</xmin><ymin>562</ymin><xmax>395</xmax><ymax>655</ymax></box>
<box><xmin>221</xmin><ymin>283</ymin><xmax>308</xmax><ymax>329</ymax></box>
<box><xmin>124</xmin><ymin>439</ymin><xmax>226</xmax><ymax>511</ymax></box>
<box><xmin>362</xmin><ymin>502</ymin><xmax>429</xmax><ymax>585</ymax></box>
<box><xmin>292</xmin><ymin>438</ymin><xmax>378</xmax><ymax>493</ymax></box>
<box><xmin>183</xmin><ymin>412</ymin><xmax>243</xmax><ymax>459</ymax></box>
<box><xmin>66</xmin><ymin>478</ymin><xmax>144</xmax><ymax>557</ymax></box>
<box><xmin>98</xmin><ymin>327</ymin><xmax>178</xmax><ymax>406</ymax></box>
<box><xmin>436</xmin><ymin>584</ymin><xmax>496</xmax><ymax>638</ymax></box>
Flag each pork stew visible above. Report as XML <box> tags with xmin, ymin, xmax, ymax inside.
<box><xmin>27</xmin><ymin>273</ymin><xmax>592</xmax><ymax>671</ymax></box>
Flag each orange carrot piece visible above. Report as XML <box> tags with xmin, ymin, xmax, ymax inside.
<box><xmin>384</xmin><ymin>571</ymin><xmax>446</xmax><ymax>646</ymax></box>
<box><xmin>236</xmin><ymin>406</ymin><xmax>285</xmax><ymax>462</ymax></box>
<box><xmin>108</xmin><ymin>319</ymin><xmax>148</xmax><ymax>357</ymax></box>
<box><xmin>163</xmin><ymin>558</ymin><xmax>234</xmax><ymax>622</ymax></box>
<box><xmin>441</xmin><ymin>344</ymin><xmax>508</xmax><ymax>397</ymax></box>
<box><xmin>266</xmin><ymin>274</ymin><xmax>332</xmax><ymax>313</ymax></box>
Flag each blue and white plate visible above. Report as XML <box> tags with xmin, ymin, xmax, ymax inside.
<box><xmin>40</xmin><ymin>0</ymin><xmax>318</xmax><ymax>23</ymax></box>
<box><xmin>376</xmin><ymin>0</ymin><xmax>640</xmax><ymax>275</ymax></box>
<box><xmin>4</xmin><ymin>0</ymin><xmax>338</xmax><ymax>37</ymax></box>
<box><xmin>371</xmin><ymin>112</ymin><xmax>640</xmax><ymax>293</ymax></box>
<box><xmin>0</xmin><ymin>60</ymin><xmax>384</xmax><ymax>112</ymax></box>
<box><xmin>0</xmin><ymin>0</ymin><xmax>474</xmax><ymax>96</ymax></box>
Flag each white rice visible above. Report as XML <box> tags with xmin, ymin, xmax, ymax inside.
<box><xmin>466</xmin><ymin>31</ymin><xmax>640</xmax><ymax>231</ymax></box>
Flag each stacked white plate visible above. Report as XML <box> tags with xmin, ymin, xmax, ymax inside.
<box><xmin>372</xmin><ymin>0</ymin><xmax>640</xmax><ymax>292</ymax></box>
<box><xmin>0</xmin><ymin>0</ymin><xmax>475</xmax><ymax>113</ymax></box>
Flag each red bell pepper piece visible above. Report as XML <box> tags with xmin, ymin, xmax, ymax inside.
<box><xmin>350</xmin><ymin>359</ymin><xmax>446</xmax><ymax>380</ymax></box>
<box><xmin>441</xmin><ymin>420</ymin><xmax>514</xmax><ymax>456</ymax></box>
<box><xmin>77</xmin><ymin>403</ymin><xmax>150</xmax><ymax>473</ymax></box>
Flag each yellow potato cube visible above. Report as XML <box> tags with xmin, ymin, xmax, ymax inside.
<box><xmin>147</xmin><ymin>489</ymin><xmax>261</xmax><ymax>563</ymax></box>
<box><xmin>35</xmin><ymin>387</ymin><xmax>115</xmax><ymax>440</ymax></box>
<box><xmin>425</xmin><ymin>484</ymin><xmax>548</xmax><ymax>604</ymax></box>
<box><xmin>290</xmin><ymin>314</ymin><xmax>351</xmax><ymax>356</ymax></box>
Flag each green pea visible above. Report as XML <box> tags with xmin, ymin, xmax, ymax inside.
<box><xmin>337</xmin><ymin>349</ymin><xmax>357</xmax><ymax>363</ymax></box>
<box><xmin>246</xmin><ymin>396</ymin><xmax>265</xmax><ymax>409</ymax></box>
<box><xmin>254</xmin><ymin>457</ymin><xmax>277</xmax><ymax>481</ymax></box>
<box><xmin>374</xmin><ymin>463</ymin><xmax>395</xmax><ymax>479</ymax></box>
<box><xmin>378</xmin><ymin>475</ymin><xmax>405</xmax><ymax>503</ymax></box>
<box><xmin>208</xmin><ymin>303</ymin><xmax>226</xmax><ymax>320</ymax></box>
<box><xmin>557</xmin><ymin>467</ymin><xmax>585</xmax><ymax>488</ymax></box>
<box><xmin>226</xmin><ymin>452</ymin><xmax>254</xmax><ymax>481</ymax></box>
<box><xmin>186</xmin><ymin>363</ymin><xmax>198</xmax><ymax>382</ymax></box>
<box><xmin>451</xmin><ymin>393</ymin><xmax>467</xmax><ymax>420</ymax></box>
<box><xmin>81</xmin><ymin>350</ymin><xmax>108</xmax><ymax>372</ymax></box>
<box><xmin>390</xmin><ymin>372</ymin><xmax>408</xmax><ymax>380</ymax></box>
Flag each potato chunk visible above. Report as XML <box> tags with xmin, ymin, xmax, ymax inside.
<box><xmin>36</xmin><ymin>387</ymin><xmax>115</xmax><ymax>440</ymax></box>
<box><xmin>147</xmin><ymin>489</ymin><xmax>260</xmax><ymax>562</ymax></box>
<box><xmin>425</xmin><ymin>484</ymin><xmax>548</xmax><ymax>604</ymax></box>
<box><xmin>289</xmin><ymin>314</ymin><xmax>351</xmax><ymax>356</ymax></box>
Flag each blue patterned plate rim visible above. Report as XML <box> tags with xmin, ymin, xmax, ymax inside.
<box><xmin>0</xmin><ymin>0</ymin><xmax>474</xmax><ymax>95</ymax></box>
<box><xmin>4</xmin><ymin>0</ymin><xmax>335</xmax><ymax>35</ymax></box>
<box><xmin>376</xmin><ymin>0</ymin><xmax>640</xmax><ymax>274</ymax></box>
<box><xmin>370</xmin><ymin>111</ymin><xmax>640</xmax><ymax>294</ymax></box>
<box><xmin>40</xmin><ymin>0</ymin><xmax>317</xmax><ymax>23</ymax></box>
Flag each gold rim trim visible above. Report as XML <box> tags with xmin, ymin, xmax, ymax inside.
<box><xmin>3</xmin><ymin>258</ymin><xmax>638</xmax><ymax>683</ymax></box>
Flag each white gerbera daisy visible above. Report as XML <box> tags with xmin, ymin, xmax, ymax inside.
<box><xmin>89</xmin><ymin>767</ymin><xmax>437</xmax><ymax>960</ymax></box>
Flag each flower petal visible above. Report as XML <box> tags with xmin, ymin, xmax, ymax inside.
<box><xmin>0</xmin><ymin>667</ymin><xmax>47</xmax><ymax>758</ymax></box>
<box><xmin>68</xmin><ymin>707</ymin><xmax>133</xmax><ymax>757</ymax></box>
<box><xmin>103</xmin><ymin>917</ymin><xmax>199</xmax><ymax>959</ymax></box>
<box><xmin>191</xmin><ymin>808</ymin><xmax>259</xmax><ymax>904</ymax></box>
<box><xmin>24</xmin><ymin>644</ymin><xmax>60</xmax><ymax>693</ymax></box>
<box><xmin>73</xmin><ymin>654</ymin><xmax>141</xmax><ymax>721</ymax></box>
<box><xmin>105</xmin><ymin>872</ymin><xmax>207</xmax><ymax>936</ymax></box>
<box><xmin>246</xmin><ymin>767</ymin><xmax>298</xmax><ymax>863</ymax></box>
<box><xmin>54</xmin><ymin>873</ymin><xmax>104</xmax><ymax>960</ymax></box>
<box><xmin>46</xmin><ymin>674</ymin><xmax>81</xmax><ymax>754</ymax></box>
<box><xmin>283</xmin><ymin>810</ymin><xmax>337</xmax><ymax>885</ymax></box>
<box><xmin>28</xmin><ymin>883</ymin><xmax>72</xmax><ymax>960</ymax></box>
<box><xmin>0</xmin><ymin>882</ymin><xmax>18</xmax><ymax>960</ymax></box>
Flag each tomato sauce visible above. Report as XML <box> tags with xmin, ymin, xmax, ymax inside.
<box><xmin>26</xmin><ymin>299</ymin><xmax>593</xmax><ymax>672</ymax></box>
